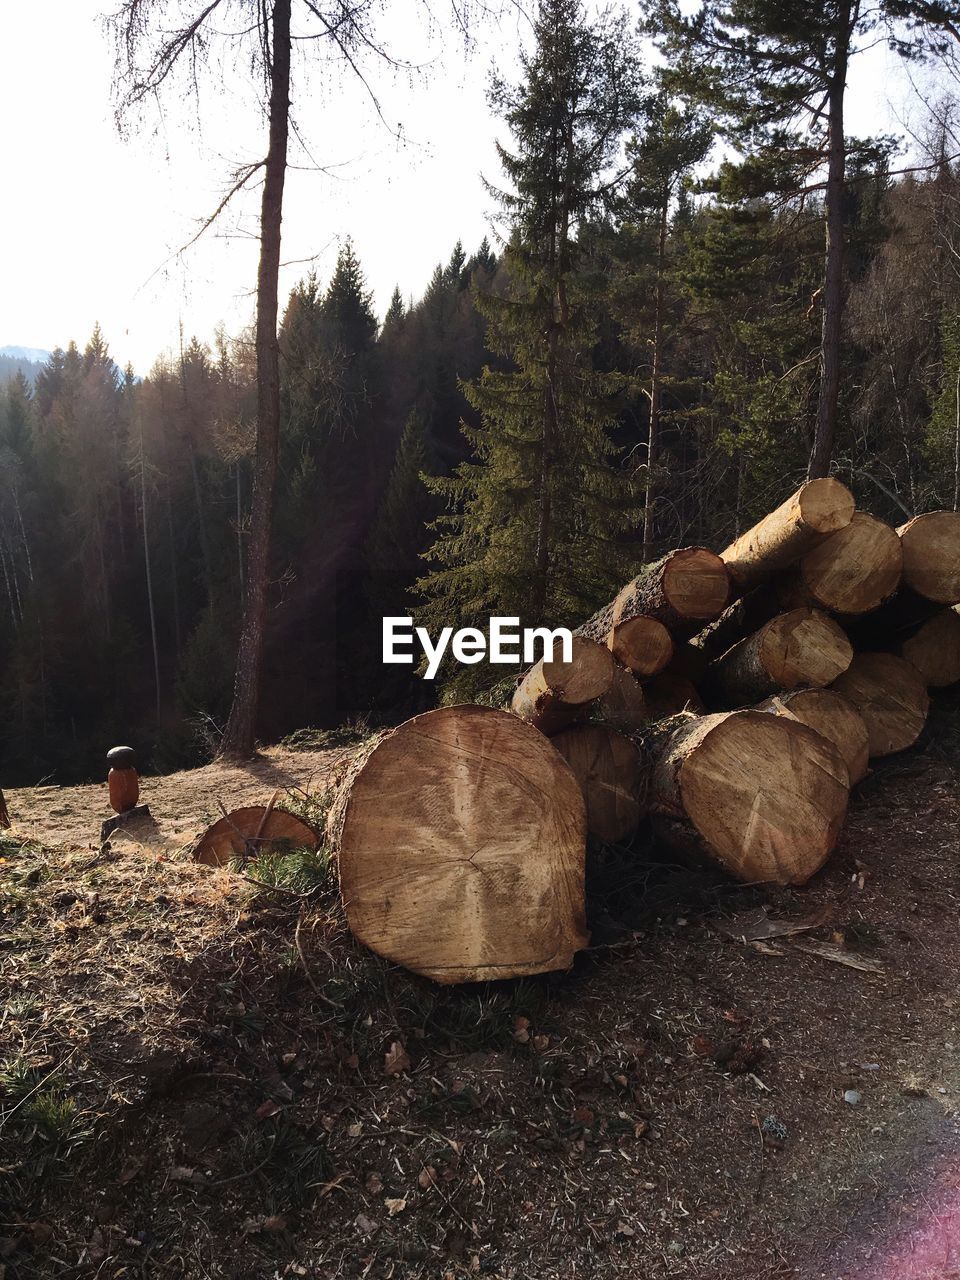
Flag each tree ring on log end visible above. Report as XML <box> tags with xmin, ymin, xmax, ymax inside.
<box><xmin>608</xmin><ymin>615</ymin><xmax>673</xmax><ymax>676</ymax></box>
<box><xmin>799</xmin><ymin>512</ymin><xmax>902</xmax><ymax>614</ymax></box>
<box><xmin>832</xmin><ymin>652</ymin><xmax>930</xmax><ymax>757</ymax></box>
<box><xmin>193</xmin><ymin>806</ymin><xmax>321</xmax><ymax>867</ymax></box>
<box><xmin>674</xmin><ymin>710</ymin><xmax>848</xmax><ymax>885</ymax></box>
<box><xmin>898</xmin><ymin>512</ymin><xmax>960</xmax><ymax>604</ymax></box>
<box><xmin>334</xmin><ymin>705</ymin><xmax>589</xmax><ymax>983</ymax></box>
<box><xmin>661</xmin><ymin>547</ymin><xmax>730</xmax><ymax>619</ymax></box>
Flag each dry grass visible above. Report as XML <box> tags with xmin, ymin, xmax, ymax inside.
<box><xmin>1</xmin><ymin>718</ymin><xmax>960</xmax><ymax>1278</ymax></box>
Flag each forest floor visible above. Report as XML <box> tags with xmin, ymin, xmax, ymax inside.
<box><xmin>2</xmin><ymin>708</ymin><xmax>960</xmax><ymax>1280</ymax></box>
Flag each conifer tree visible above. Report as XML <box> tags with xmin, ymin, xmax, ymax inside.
<box><xmin>646</xmin><ymin>0</ymin><xmax>960</xmax><ymax>479</ymax></box>
<box><xmin>418</xmin><ymin>0</ymin><xmax>645</xmax><ymax>692</ymax></box>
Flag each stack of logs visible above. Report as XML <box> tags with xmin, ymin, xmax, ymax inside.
<box><xmin>328</xmin><ymin>481</ymin><xmax>960</xmax><ymax>983</ymax></box>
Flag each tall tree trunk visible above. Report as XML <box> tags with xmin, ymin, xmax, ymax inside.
<box><xmin>166</xmin><ymin>496</ymin><xmax>182</xmax><ymax>658</ymax></box>
<box><xmin>643</xmin><ymin>191</ymin><xmax>669</xmax><ymax>563</ymax></box>
<box><xmin>808</xmin><ymin>20</ymin><xmax>850</xmax><ymax>480</ymax></box>
<box><xmin>139</xmin><ymin>419</ymin><xmax>162</xmax><ymax>720</ymax></box>
<box><xmin>220</xmin><ymin>0</ymin><xmax>291</xmax><ymax>759</ymax></box>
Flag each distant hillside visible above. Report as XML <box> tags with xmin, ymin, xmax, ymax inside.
<box><xmin>0</xmin><ymin>345</ymin><xmax>50</xmax><ymax>386</ymax></box>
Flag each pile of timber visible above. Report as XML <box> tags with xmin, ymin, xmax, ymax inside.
<box><xmin>323</xmin><ymin>479</ymin><xmax>960</xmax><ymax>983</ymax></box>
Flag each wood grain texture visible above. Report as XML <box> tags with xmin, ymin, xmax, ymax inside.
<box><xmin>511</xmin><ymin>636</ymin><xmax>614</xmax><ymax>736</ymax></box>
<box><xmin>646</xmin><ymin>710</ymin><xmax>849</xmax><ymax>886</ymax></box>
<box><xmin>786</xmin><ymin>512</ymin><xmax>902</xmax><ymax>615</ymax></box>
<box><xmin>579</xmin><ymin>547</ymin><xmax>730</xmax><ymax>644</ymax></box>
<box><xmin>551</xmin><ymin>724</ymin><xmax>648</xmax><ymax>842</ymax></box>
<box><xmin>721</xmin><ymin>478</ymin><xmax>855</xmax><ymax>591</ymax></box>
<box><xmin>331</xmin><ymin>706</ymin><xmax>589</xmax><ymax>984</ymax></box>
<box><xmin>706</xmin><ymin>608</ymin><xmax>852</xmax><ymax>708</ymax></box>
<box><xmin>901</xmin><ymin>607</ymin><xmax>960</xmax><ymax>687</ymax></box>
<box><xmin>193</xmin><ymin>806</ymin><xmax>321</xmax><ymax>867</ymax></box>
<box><xmin>897</xmin><ymin>512</ymin><xmax>960</xmax><ymax>603</ymax></box>
<box><xmin>596</xmin><ymin>662</ymin><xmax>648</xmax><ymax>733</ymax></box>
<box><xmin>756</xmin><ymin>688</ymin><xmax>869</xmax><ymax>786</ymax></box>
<box><xmin>832</xmin><ymin>652</ymin><xmax>930</xmax><ymax>757</ymax></box>
<box><xmin>608</xmin><ymin>614</ymin><xmax>674</xmax><ymax>676</ymax></box>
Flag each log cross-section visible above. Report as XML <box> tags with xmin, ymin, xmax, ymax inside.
<box><xmin>328</xmin><ymin>706</ymin><xmax>589</xmax><ymax>984</ymax></box>
<box><xmin>706</xmin><ymin>608</ymin><xmax>853</xmax><ymax>708</ymax></box>
<box><xmin>721</xmin><ymin>478</ymin><xmax>856</xmax><ymax>592</ymax></box>
<box><xmin>897</xmin><ymin>512</ymin><xmax>960</xmax><ymax>604</ymax></box>
<box><xmin>831</xmin><ymin>653</ymin><xmax>930</xmax><ymax>757</ymax></box>
<box><xmin>579</xmin><ymin>547</ymin><xmax>730</xmax><ymax>645</ymax></box>
<box><xmin>642</xmin><ymin>709</ymin><xmax>849</xmax><ymax>885</ymax></box>
<box><xmin>511</xmin><ymin>635</ymin><xmax>614</xmax><ymax>736</ymax></box>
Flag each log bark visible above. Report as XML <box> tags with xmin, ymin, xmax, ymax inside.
<box><xmin>831</xmin><ymin>652</ymin><xmax>930</xmax><ymax>758</ymax></box>
<box><xmin>328</xmin><ymin>706</ymin><xmax>589</xmax><ymax>983</ymax></box>
<box><xmin>721</xmin><ymin>478</ymin><xmax>855</xmax><ymax>592</ymax></box>
<box><xmin>551</xmin><ymin>724</ymin><xmax>649</xmax><ymax>843</ymax></box>
<box><xmin>690</xmin><ymin>587</ymin><xmax>782</xmax><ymax>663</ymax></box>
<box><xmin>579</xmin><ymin>547</ymin><xmax>730</xmax><ymax>645</ymax></box>
<box><xmin>642</xmin><ymin>672</ymin><xmax>705</xmax><ymax>720</ymax></box>
<box><xmin>595</xmin><ymin>662</ymin><xmax>648</xmax><ymax>733</ymax></box>
<box><xmin>897</xmin><ymin>512</ymin><xmax>960</xmax><ymax>603</ymax></box>
<box><xmin>782</xmin><ymin>512</ymin><xmax>902</xmax><ymax>615</ymax></box>
<box><xmin>756</xmin><ymin>688</ymin><xmax>869</xmax><ymax>787</ymax></box>
<box><xmin>511</xmin><ymin>636</ymin><xmax>614</xmax><ymax>736</ymax></box>
<box><xmin>607</xmin><ymin>614</ymin><xmax>674</xmax><ymax>677</ymax></box>
<box><xmin>900</xmin><ymin>607</ymin><xmax>960</xmax><ymax>687</ymax></box>
<box><xmin>642</xmin><ymin>710</ymin><xmax>849</xmax><ymax>885</ymax></box>
<box><xmin>705</xmin><ymin>608</ymin><xmax>852</xmax><ymax>709</ymax></box>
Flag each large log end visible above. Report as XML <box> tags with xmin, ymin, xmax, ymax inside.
<box><xmin>331</xmin><ymin>706</ymin><xmax>589</xmax><ymax>983</ymax></box>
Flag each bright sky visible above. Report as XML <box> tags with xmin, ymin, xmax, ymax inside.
<box><xmin>0</xmin><ymin>1</ymin><xmax>950</xmax><ymax>373</ymax></box>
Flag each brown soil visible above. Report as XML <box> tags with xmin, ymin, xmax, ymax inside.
<box><xmin>2</xmin><ymin>711</ymin><xmax>960</xmax><ymax>1280</ymax></box>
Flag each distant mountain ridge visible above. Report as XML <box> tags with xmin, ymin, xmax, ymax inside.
<box><xmin>0</xmin><ymin>344</ymin><xmax>51</xmax><ymax>387</ymax></box>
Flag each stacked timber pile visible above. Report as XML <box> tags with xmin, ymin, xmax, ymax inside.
<box><xmin>326</xmin><ymin>478</ymin><xmax>960</xmax><ymax>983</ymax></box>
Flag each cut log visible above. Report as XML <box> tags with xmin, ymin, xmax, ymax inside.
<box><xmin>831</xmin><ymin>652</ymin><xmax>930</xmax><ymax>758</ymax></box>
<box><xmin>900</xmin><ymin>607</ymin><xmax>960</xmax><ymax>688</ymax></box>
<box><xmin>690</xmin><ymin>587</ymin><xmax>781</xmax><ymax>662</ymax></box>
<box><xmin>328</xmin><ymin>706</ymin><xmax>588</xmax><ymax>983</ymax></box>
<box><xmin>897</xmin><ymin>512</ymin><xmax>960</xmax><ymax>603</ymax></box>
<box><xmin>756</xmin><ymin>689</ymin><xmax>869</xmax><ymax>786</ymax></box>
<box><xmin>644</xmin><ymin>710</ymin><xmax>849</xmax><ymax>885</ymax></box>
<box><xmin>782</xmin><ymin>512</ymin><xmax>902</xmax><ymax>615</ymax></box>
<box><xmin>596</xmin><ymin>662</ymin><xmax>648</xmax><ymax>733</ymax></box>
<box><xmin>642</xmin><ymin>672</ymin><xmax>706</xmax><ymax>720</ymax></box>
<box><xmin>608</xmin><ymin>614</ymin><xmax>674</xmax><ymax>677</ymax></box>
<box><xmin>579</xmin><ymin>547</ymin><xmax>730</xmax><ymax>645</ymax></box>
<box><xmin>551</xmin><ymin>724</ymin><xmax>649</xmax><ymax>843</ymax></box>
<box><xmin>599</xmin><ymin>660</ymin><xmax>650</xmax><ymax>732</ymax></box>
<box><xmin>193</xmin><ymin>805</ymin><xmax>321</xmax><ymax>868</ymax></box>
<box><xmin>511</xmin><ymin>636</ymin><xmax>614</xmax><ymax>736</ymax></box>
<box><xmin>721</xmin><ymin>478</ymin><xmax>856</xmax><ymax>591</ymax></box>
<box><xmin>705</xmin><ymin>608</ymin><xmax>853</xmax><ymax>709</ymax></box>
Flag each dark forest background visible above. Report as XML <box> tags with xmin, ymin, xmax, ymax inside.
<box><xmin>5</xmin><ymin>1</ymin><xmax>960</xmax><ymax>783</ymax></box>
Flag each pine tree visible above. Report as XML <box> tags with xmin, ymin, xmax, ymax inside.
<box><xmin>646</xmin><ymin>0</ymin><xmax>960</xmax><ymax>479</ymax></box>
<box><xmin>418</xmin><ymin>0</ymin><xmax>645</xmax><ymax>694</ymax></box>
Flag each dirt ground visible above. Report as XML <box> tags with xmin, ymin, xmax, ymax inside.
<box><xmin>2</xmin><ymin>710</ymin><xmax>960</xmax><ymax>1280</ymax></box>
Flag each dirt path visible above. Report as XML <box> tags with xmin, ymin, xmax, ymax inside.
<box><xmin>3</xmin><ymin>745</ymin><xmax>350</xmax><ymax>856</ymax></box>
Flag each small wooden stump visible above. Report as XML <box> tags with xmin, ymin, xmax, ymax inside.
<box><xmin>193</xmin><ymin>804</ymin><xmax>321</xmax><ymax>867</ymax></box>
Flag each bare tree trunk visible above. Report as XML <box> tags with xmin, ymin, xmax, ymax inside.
<box><xmin>139</xmin><ymin>417</ymin><xmax>162</xmax><ymax>720</ymax></box>
<box><xmin>954</xmin><ymin>362</ymin><xmax>959</xmax><ymax>511</ymax></box>
<box><xmin>166</xmin><ymin>496</ymin><xmax>182</xmax><ymax>658</ymax></box>
<box><xmin>236</xmin><ymin>460</ymin><xmax>245</xmax><ymax>602</ymax></box>
<box><xmin>808</xmin><ymin>21</ymin><xmax>850</xmax><ymax>481</ymax></box>
<box><xmin>220</xmin><ymin>0</ymin><xmax>291</xmax><ymax>759</ymax></box>
<box><xmin>643</xmin><ymin>191</ymin><xmax>669</xmax><ymax>563</ymax></box>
